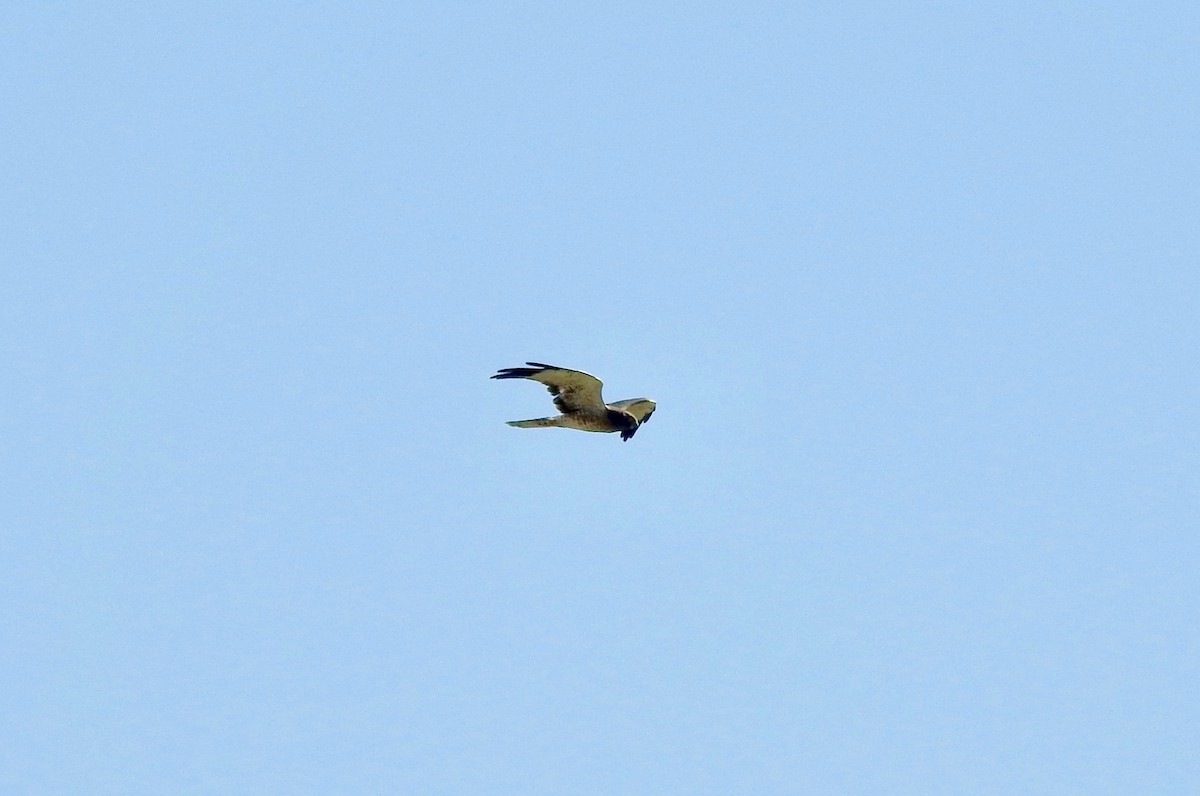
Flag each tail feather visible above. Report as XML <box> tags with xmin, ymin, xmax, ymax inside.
<box><xmin>506</xmin><ymin>417</ymin><xmax>564</xmax><ymax>429</ymax></box>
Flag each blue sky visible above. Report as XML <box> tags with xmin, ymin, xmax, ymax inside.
<box><xmin>3</xmin><ymin>3</ymin><xmax>1197</xmax><ymax>793</ymax></box>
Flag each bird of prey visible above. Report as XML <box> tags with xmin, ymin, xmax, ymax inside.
<box><xmin>491</xmin><ymin>362</ymin><xmax>656</xmax><ymax>441</ymax></box>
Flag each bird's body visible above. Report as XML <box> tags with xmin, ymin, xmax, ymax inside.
<box><xmin>491</xmin><ymin>362</ymin><xmax>656</xmax><ymax>442</ymax></box>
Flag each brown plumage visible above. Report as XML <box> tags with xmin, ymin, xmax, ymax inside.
<box><xmin>491</xmin><ymin>362</ymin><xmax>656</xmax><ymax>442</ymax></box>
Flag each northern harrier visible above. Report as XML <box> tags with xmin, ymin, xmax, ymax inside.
<box><xmin>491</xmin><ymin>362</ymin><xmax>656</xmax><ymax>441</ymax></box>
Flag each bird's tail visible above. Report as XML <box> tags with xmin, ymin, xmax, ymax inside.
<box><xmin>506</xmin><ymin>417</ymin><xmax>565</xmax><ymax>429</ymax></box>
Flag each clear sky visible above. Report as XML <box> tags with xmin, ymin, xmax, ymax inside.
<box><xmin>3</xmin><ymin>3</ymin><xmax>1197</xmax><ymax>794</ymax></box>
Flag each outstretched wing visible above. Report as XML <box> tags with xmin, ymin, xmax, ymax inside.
<box><xmin>491</xmin><ymin>362</ymin><xmax>606</xmax><ymax>415</ymax></box>
<box><xmin>608</xmin><ymin>398</ymin><xmax>656</xmax><ymax>425</ymax></box>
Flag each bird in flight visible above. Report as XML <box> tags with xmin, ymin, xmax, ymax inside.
<box><xmin>491</xmin><ymin>362</ymin><xmax>656</xmax><ymax>441</ymax></box>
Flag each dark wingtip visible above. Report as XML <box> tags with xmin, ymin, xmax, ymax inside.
<box><xmin>492</xmin><ymin>366</ymin><xmax>537</xmax><ymax>380</ymax></box>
